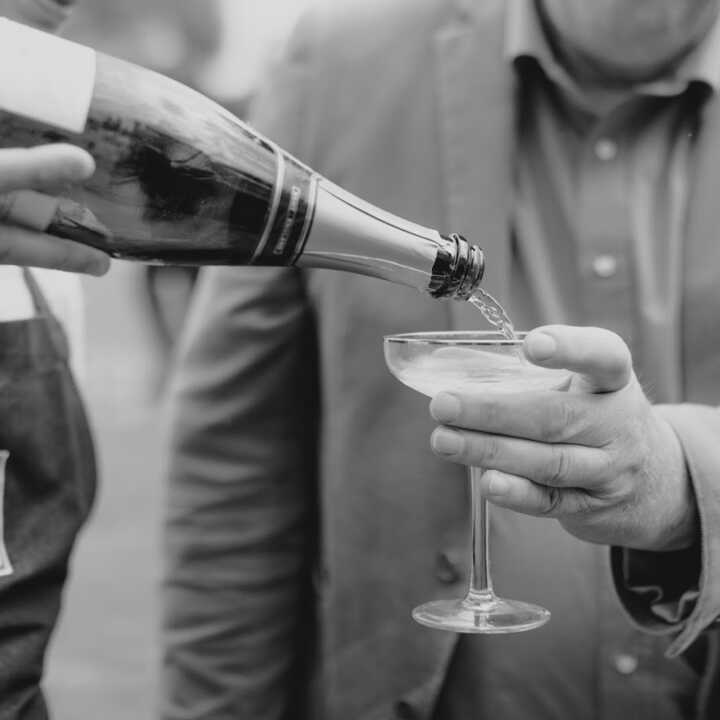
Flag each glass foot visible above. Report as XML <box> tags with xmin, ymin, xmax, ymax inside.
<box><xmin>412</xmin><ymin>596</ymin><xmax>550</xmax><ymax>634</ymax></box>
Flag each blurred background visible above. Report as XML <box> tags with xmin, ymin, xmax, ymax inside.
<box><xmin>42</xmin><ymin>1</ymin><xmax>310</xmax><ymax>717</ymax></box>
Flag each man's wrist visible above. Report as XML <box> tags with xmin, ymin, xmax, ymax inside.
<box><xmin>640</xmin><ymin>414</ymin><xmax>698</xmax><ymax>552</ymax></box>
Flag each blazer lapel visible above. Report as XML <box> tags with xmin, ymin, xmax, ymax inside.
<box><xmin>681</xmin><ymin>89</ymin><xmax>720</xmax><ymax>402</ymax></box>
<box><xmin>435</xmin><ymin>0</ymin><xmax>515</xmax><ymax>331</ymax></box>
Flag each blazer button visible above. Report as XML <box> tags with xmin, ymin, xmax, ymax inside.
<box><xmin>435</xmin><ymin>550</ymin><xmax>463</xmax><ymax>584</ymax></box>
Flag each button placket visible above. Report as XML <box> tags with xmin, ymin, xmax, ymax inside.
<box><xmin>575</xmin><ymin>124</ymin><xmax>635</xmax><ymax>346</ymax></box>
<box><xmin>594</xmin><ymin>137</ymin><xmax>619</xmax><ymax>161</ymax></box>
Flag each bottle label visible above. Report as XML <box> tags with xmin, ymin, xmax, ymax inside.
<box><xmin>254</xmin><ymin>156</ymin><xmax>317</xmax><ymax>266</ymax></box>
<box><xmin>0</xmin><ymin>18</ymin><xmax>96</xmax><ymax>134</ymax></box>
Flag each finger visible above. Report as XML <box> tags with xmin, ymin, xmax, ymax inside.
<box><xmin>0</xmin><ymin>145</ymin><xmax>95</xmax><ymax>194</ymax></box>
<box><xmin>0</xmin><ymin>225</ymin><xmax>110</xmax><ymax>275</ymax></box>
<box><xmin>477</xmin><ymin>469</ymin><xmax>589</xmax><ymax>518</ymax></box>
<box><xmin>430</xmin><ymin>426</ymin><xmax>610</xmax><ymax>488</ymax></box>
<box><xmin>523</xmin><ymin>325</ymin><xmax>632</xmax><ymax>393</ymax></box>
<box><xmin>0</xmin><ymin>191</ymin><xmax>60</xmax><ymax>230</ymax></box>
<box><xmin>430</xmin><ymin>390</ymin><xmax>596</xmax><ymax>444</ymax></box>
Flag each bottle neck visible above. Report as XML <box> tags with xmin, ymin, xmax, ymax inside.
<box><xmin>429</xmin><ymin>233</ymin><xmax>485</xmax><ymax>300</ymax></box>
<box><xmin>296</xmin><ymin>179</ymin><xmax>484</xmax><ymax>299</ymax></box>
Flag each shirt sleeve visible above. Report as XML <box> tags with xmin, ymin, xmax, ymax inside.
<box><xmin>611</xmin><ymin>403</ymin><xmax>720</xmax><ymax>657</ymax></box>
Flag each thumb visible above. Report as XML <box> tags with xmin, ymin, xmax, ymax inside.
<box><xmin>523</xmin><ymin>325</ymin><xmax>632</xmax><ymax>393</ymax></box>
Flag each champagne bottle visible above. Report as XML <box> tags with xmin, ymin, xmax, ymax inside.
<box><xmin>0</xmin><ymin>18</ymin><xmax>484</xmax><ymax>300</ymax></box>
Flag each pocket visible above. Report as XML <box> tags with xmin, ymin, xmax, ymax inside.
<box><xmin>0</xmin><ymin>450</ymin><xmax>12</xmax><ymax>577</ymax></box>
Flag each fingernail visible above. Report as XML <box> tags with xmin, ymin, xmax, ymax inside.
<box><xmin>525</xmin><ymin>332</ymin><xmax>557</xmax><ymax>362</ymax></box>
<box><xmin>487</xmin><ymin>473</ymin><xmax>510</xmax><ymax>496</ymax></box>
<box><xmin>430</xmin><ymin>392</ymin><xmax>461</xmax><ymax>423</ymax></box>
<box><xmin>431</xmin><ymin>427</ymin><xmax>464</xmax><ymax>455</ymax></box>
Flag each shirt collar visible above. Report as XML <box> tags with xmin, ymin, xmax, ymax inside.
<box><xmin>505</xmin><ymin>0</ymin><xmax>720</xmax><ymax>98</ymax></box>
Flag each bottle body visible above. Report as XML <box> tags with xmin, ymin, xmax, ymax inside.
<box><xmin>1</xmin><ymin>49</ymin><xmax>317</xmax><ymax>266</ymax></box>
<box><xmin>0</xmin><ymin>19</ymin><xmax>484</xmax><ymax>299</ymax></box>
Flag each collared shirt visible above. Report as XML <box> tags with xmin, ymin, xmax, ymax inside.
<box><xmin>435</xmin><ymin>2</ymin><xmax>719</xmax><ymax>719</ymax></box>
<box><xmin>506</xmin><ymin>0</ymin><xmax>720</xmax><ymax>404</ymax></box>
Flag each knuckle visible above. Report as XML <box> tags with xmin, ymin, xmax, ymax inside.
<box><xmin>595</xmin><ymin>453</ymin><xmax>618</xmax><ymax>489</ymax></box>
<box><xmin>540</xmin><ymin>486</ymin><xmax>563</xmax><ymax>517</ymax></box>
<box><xmin>482</xmin><ymin>397</ymin><xmax>503</xmax><ymax>428</ymax></box>
<box><xmin>625</xmin><ymin>436</ymin><xmax>647</xmax><ymax>475</ymax></box>
<box><xmin>480</xmin><ymin>435</ymin><xmax>500</xmax><ymax>465</ymax></box>
<box><xmin>546</xmin><ymin>447</ymin><xmax>571</xmax><ymax>486</ymax></box>
<box><xmin>543</xmin><ymin>400</ymin><xmax>577</xmax><ymax>441</ymax></box>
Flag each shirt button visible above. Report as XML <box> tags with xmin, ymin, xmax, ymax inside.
<box><xmin>613</xmin><ymin>653</ymin><xmax>639</xmax><ymax>675</ymax></box>
<box><xmin>594</xmin><ymin>138</ymin><xmax>618</xmax><ymax>161</ymax></box>
<box><xmin>591</xmin><ymin>254</ymin><xmax>618</xmax><ymax>278</ymax></box>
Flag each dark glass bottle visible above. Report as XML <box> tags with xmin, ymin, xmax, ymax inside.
<box><xmin>0</xmin><ymin>18</ymin><xmax>484</xmax><ymax>299</ymax></box>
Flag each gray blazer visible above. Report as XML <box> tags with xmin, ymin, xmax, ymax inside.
<box><xmin>163</xmin><ymin>0</ymin><xmax>720</xmax><ymax>718</ymax></box>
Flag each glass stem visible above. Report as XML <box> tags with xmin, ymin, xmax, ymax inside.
<box><xmin>465</xmin><ymin>466</ymin><xmax>495</xmax><ymax>608</ymax></box>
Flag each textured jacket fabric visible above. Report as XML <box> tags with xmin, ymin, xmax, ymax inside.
<box><xmin>162</xmin><ymin>1</ymin><xmax>720</xmax><ymax>718</ymax></box>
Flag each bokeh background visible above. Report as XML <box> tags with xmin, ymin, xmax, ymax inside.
<box><xmin>42</xmin><ymin>1</ymin><xmax>309</xmax><ymax>717</ymax></box>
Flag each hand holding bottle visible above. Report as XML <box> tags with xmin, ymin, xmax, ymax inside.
<box><xmin>0</xmin><ymin>144</ymin><xmax>110</xmax><ymax>274</ymax></box>
<box><xmin>0</xmin><ymin>2</ymin><xmax>108</xmax><ymax>273</ymax></box>
<box><xmin>428</xmin><ymin>325</ymin><xmax>697</xmax><ymax>553</ymax></box>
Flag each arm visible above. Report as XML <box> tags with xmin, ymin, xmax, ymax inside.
<box><xmin>612</xmin><ymin>403</ymin><xmax>720</xmax><ymax>655</ymax></box>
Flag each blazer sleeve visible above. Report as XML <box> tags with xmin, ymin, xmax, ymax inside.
<box><xmin>161</xmin><ymin>13</ymin><xmax>322</xmax><ymax>720</ymax></box>
<box><xmin>611</xmin><ymin>404</ymin><xmax>720</xmax><ymax>658</ymax></box>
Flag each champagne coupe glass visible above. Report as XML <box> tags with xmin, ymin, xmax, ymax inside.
<box><xmin>383</xmin><ymin>331</ymin><xmax>570</xmax><ymax>633</ymax></box>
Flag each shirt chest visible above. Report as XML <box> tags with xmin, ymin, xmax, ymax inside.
<box><xmin>510</xmin><ymin>77</ymin><xmax>712</xmax><ymax>404</ymax></box>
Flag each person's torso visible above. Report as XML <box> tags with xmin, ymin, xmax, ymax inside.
<box><xmin>272</xmin><ymin>0</ymin><xmax>719</xmax><ymax>717</ymax></box>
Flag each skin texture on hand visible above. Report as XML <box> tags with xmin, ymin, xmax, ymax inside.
<box><xmin>429</xmin><ymin>325</ymin><xmax>699</xmax><ymax>553</ymax></box>
<box><xmin>0</xmin><ymin>145</ymin><xmax>110</xmax><ymax>275</ymax></box>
